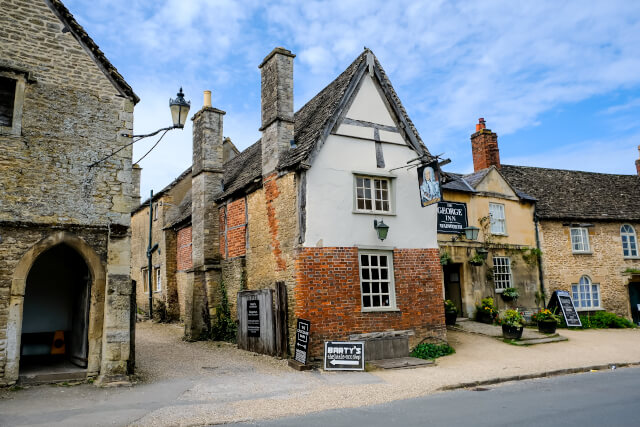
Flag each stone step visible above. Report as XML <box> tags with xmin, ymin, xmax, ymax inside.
<box><xmin>508</xmin><ymin>336</ymin><xmax>568</xmax><ymax>345</ymax></box>
<box><xmin>368</xmin><ymin>357</ymin><xmax>434</xmax><ymax>370</ymax></box>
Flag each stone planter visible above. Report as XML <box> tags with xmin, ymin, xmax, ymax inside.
<box><xmin>500</xmin><ymin>294</ymin><xmax>516</xmax><ymax>302</ymax></box>
<box><xmin>537</xmin><ymin>320</ymin><xmax>558</xmax><ymax>334</ymax></box>
<box><xmin>502</xmin><ymin>324</ymin><xmax>524</xmax><ymax>340</ymax></box>
<box><xmin>476</xmin><ymin>311</ymin><xmax>495</xmax><ymax>324</ymax></box>
<box><xmin>445</xmin><ymin>311</ymin><xmax>458</xmax><ymax>326</ymax></box>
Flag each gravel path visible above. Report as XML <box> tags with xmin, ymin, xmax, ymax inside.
<box><xmin>1</xmin><ymin>322</ymin><xmax>639</xmax><ymax>426</ymax></box>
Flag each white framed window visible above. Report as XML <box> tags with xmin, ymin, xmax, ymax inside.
<box><xmin>358</xmin><ymin>251</ymin><xmax>396</xmax><ymax>311</ymax></box>
<box><xmin>0</xmin><ymin>72</ymin><xmax>25</xmax><ymax>136</ymax></box>
<box><xmin>621</xmin><ymin>224</ymin><xmax>638</xmax><ymax>258</ymax></box>
<box><xmin>142</xmin><ymin>268</ymin><xmax>149</xmax><ymax>293</ymax></box>
<box><xmin>571</xmin><ymin>276</ymin><xmax>600</xmax><ymax>309</ymax></box>
<box><xmin>489</xmin><ymin>203</ymin><xmax>506</xmax><ymax>235</ymax></box>
<box><xmin>355</xmin><ymin>176</ymin><xmax>391</xmax><ymax>213</ymax></box>
<box><xmin>493</xmin><ymin>256</ymin><xmax>512</xmax><ymax>291</ymax></box>
<box><xmin>154</xmin><ymin>266</ymin><xmax>161</xmax><ymax>292</ymax></box>
<box><xmin>570</xmin><ymin>228</ymin><xmax>590</xmax><ymax>253</ymax></box>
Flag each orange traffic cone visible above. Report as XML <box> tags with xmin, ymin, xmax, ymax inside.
<box><xmin>51</xmin><ymin>330</ymin><xmax>65</xmax><ymax>355</ymax></box>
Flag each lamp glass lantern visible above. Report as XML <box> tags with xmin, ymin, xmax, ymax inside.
<box><xmin>169</xmin><ymin>87</ymin><xmax>191</xmax><ymax>128</ymax></box>
<box><xmin>463</xmin><ymin>226</ymin><xmax>480</xmax><ymax>241</ymax></box>
<box><xmin>374</xmin><ymin>219</ymin><xmax>390</xmax><ymax>241</ymax></box>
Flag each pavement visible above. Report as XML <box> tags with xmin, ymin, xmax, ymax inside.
<box><xmin>451</xmin><ymin>318</ymin><xmax>568</xmax><ymax>344</ymax></box>
<box><xmin>0</xmin><ymin>322</ymin><xmax>639</xmax><ymax>426</ymax></box>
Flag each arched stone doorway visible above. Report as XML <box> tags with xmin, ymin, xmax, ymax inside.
<box><xmin>20</xmin><ymin>244</ymin><xmax>91</xmax><ymax>373</ymax></box>
<box><xmin>6</xmin><ymin>232</ymin><xmax>106</xmax><ymax>382</ymax></box>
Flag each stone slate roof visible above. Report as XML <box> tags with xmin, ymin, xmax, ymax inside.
<box><xmin>46</xmin><ymin>0</ymin><xmax>139</xmax><ymax>103</ymax></box>
<box><xmin>500</xmin><ymin>165</ymin><xmax>640</xmax><ymax>221</ymax></box>
<box><xmin>441</xmin><ymin>167</ymin><xmax>536</xmax><ymax>202</ymax></box>
<box><xmin>218</xmin><ymin>139</ymin><xmax>262</xmax><ymax>199</ymax></box>
<box><xmin>165</xmin><ymin>189</ymin><xmax>192</xmax><ymax>229</ymax></box>
<box><xmin>441</xmin><ymin>172</ymin><xmax>476</xmax><ymax>192</ymax></box>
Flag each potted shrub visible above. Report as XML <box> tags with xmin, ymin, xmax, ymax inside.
<box><xmin>499</xmin><ymin>309</ymin><xmax>524</xmax><ymax>339</ymax></box>
<box><xmin>532</xmin><ymin>308</ymin><xmax>561</xmax><ymax>334</ymax></box>
<box><xmin>500</xmin><ymin>287</ymin><xmax>519</xmax><ymax>302</ymax></box>
<box><xmin>444</xmin><ymin>299</ymin><xmax>458</xmax><ymax>325</ymax></box>
<box><xmin>475</xmin><ymin>297</ymin><xmax>497</xmax><ymax>324</ymax></box>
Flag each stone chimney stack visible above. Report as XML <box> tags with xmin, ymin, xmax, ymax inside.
<box><xmin>187</xmin><ymin>91</ymin><xmax>224</xmax><ymax>339</ymax></box>
<box><xmin>635</xmin><ymin>145</ymin><xmax>640</xmax><ymax>176</ymax></box>
<box><xmin>131</xmin><ymin>163</ymin><xmax>141</xmax><ymax>208</ymax></box>
<box><xmin>259</xmin><ymin>47</ymin><xmax>295</xmax><ymax>176</ymax></box>
<box><xmin>471</xmin><ymin>118</ymin><xmax>501</xmax><ymax>172</ymax></box>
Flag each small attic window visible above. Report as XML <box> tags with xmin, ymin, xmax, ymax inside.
<box><xmin>0</xmin><ymin>76</ymin><xmax>16</xmax><ymax>127</ymax></box>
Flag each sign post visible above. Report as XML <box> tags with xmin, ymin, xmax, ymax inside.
<box><xmin>324</xmin><ymin>341</ymin><xmax>365</xmax><ymax>371</ymax></box>
<box><xmin>547</xmin><ymin>290</ymin><xmax>582</xmax><ymax>327</ymax></box>
<box><xmin>294</xmin><ymin>319</ymin><xmax>311</xmax><ymax>365</ymax></box>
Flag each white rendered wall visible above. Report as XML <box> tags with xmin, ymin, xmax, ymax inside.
<box><xmin>304</xmin><ymin>133</ymin><xmax>438</xmax><ymax>249</ymax></box>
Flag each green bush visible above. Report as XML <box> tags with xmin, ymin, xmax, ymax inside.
<box><xmin>410</xmin><ymin>343</ymin><xmax>455</xmax><ymax>360</ymax></box>
<box><xmin>211</xmin><ymin>281</ymin><xmax>237</xmax><ymax>342</ymax></box>
<box><xmin>579</xmin><ymin>311</ymin><xmax>635</xmax><ymax>329</ymax></box>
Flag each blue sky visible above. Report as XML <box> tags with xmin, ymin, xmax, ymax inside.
<box><xmin>65</xmin><ymin>0</ymin><xmax>640</xmax><ymax>197</ymax></box>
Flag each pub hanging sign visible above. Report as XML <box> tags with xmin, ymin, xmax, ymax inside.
<box><xmin>437</xmin><ymin>201</ymin><xmax>468</xmax><ymax>234</ymax></box>
<box><xmin>417</xmin><ymin>160</ymin><xmax>441</xmax><ymax>207</ymax></box>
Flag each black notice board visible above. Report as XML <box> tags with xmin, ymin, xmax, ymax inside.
<box><xmin>324</xmin><ymin>341</ymin><xmax>365</xmax><ymax>371</ymax></box>
<box><xmin>294</xmin><ymin>319</ymin><xmax>311</xmax><ymax>365</ymax></box>
<box><xmin>247</xmin><ymin>299</ymin><xmax>260</xmax><ymax>337</ymax></box>
<box><xmin>547</xmin><ymin>290</ymin><xmax>582</xmax><ymax>327</ymax></box>
<box><xmin>437</xmin><ymin>201</ymin><xmax>468</xmax><ymax>234</ymax></box>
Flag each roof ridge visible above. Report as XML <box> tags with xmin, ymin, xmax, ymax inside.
<box><xmin>502</xmin><ymin>164</ymin><xmax>638</xmax><ymax>178</ymax></box>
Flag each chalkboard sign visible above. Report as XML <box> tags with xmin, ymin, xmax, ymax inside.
<box><xmin>247</xmin><ymin>299</ymin><xmax>260</xmax><ymax>337</ymax></box>
<box><xmin>437</xmin><ymin>202</ymin><xmax>468</xmax><ymax>234</ymax></box>
<box><xmin>294</xmin><ymin>319</ymin><xmax>311</xmax><ymax>365</ymax></box>
<box><xmin>547</xmin><ymin>290</ymin><xmax>582</xmax><ymax>327</ymax></box>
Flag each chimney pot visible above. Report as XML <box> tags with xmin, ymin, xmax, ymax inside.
<box><xmin>476</xmin><ymin>118</ymin><xmax>486</xmax><ymax>132</ymax></box>
<box><xmin>203</xmin><ymin>90</ymin><xmax>212</xmax><ymax>108</ymax></box>
<box><xmin>471</xmin><ymin>118</ymin><xmax>500</xmax><ymax>172</ymax></box>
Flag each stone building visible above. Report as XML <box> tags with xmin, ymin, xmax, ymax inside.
<box><xmin>130</xmin><ymin>137</ymin><xmax>238</xmax><ymax>321</ymax></box>
<box><xmin>0</xmin><ymin>0</ymin><xmax>138</xmax><ymax>385</ymax></box>
<box><xmin>439</xmin><ymin>119</ymin><xmax>542</xmax><ymax>319</ymax></box>
<box><xmin>136</xmin><ymin>47</ymin><xmax>446</xmax><ymax>361</ymax></box>
<box><xmin>465</xmin><ymin>120</ymin><xmax>640</xmax><ymax>323</ymax></box>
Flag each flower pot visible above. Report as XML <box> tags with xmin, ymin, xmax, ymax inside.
<box><xmin>470</xmin><ymin>260</ymin><xmax>483</xmax><ymax>266</ymax></box>
<box><xmin>502</xmin><ymin>324</ymin><xmax>524</xmax><ymax>340</ymax></box>
<box><xmin>445</xmin><ymin>311</ymin><xmax>458</xmax><ymax>326</ymax></box>
<box><xmin>537</xmin><ymin>320</ymin><xmax>557</xmax><ymax>334</ymax></box>
<box><xmin>476</xmin><ymin>311</ymin><xmax>494</xmax><ymax>324</ymax></box>
<box><xmin>500</xmin><ymin>294</ymin><xmax>516</xmax><ymax>302</ymax></box>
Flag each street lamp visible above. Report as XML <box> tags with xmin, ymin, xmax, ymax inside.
<box><xmin>169</xmin><ymin>87</ymin><xmax>191</xmax><ymax>128</ymax></box>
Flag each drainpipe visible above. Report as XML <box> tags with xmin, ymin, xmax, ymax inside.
<box><xmin>534</xmin><ymin>208</ymin><xmax>546</xmax><ymax>305</ymax></box>
<box><xmin>147</xmin><ymin>190</ymin><xmax>158</xmax><ymax>320</ymax></box>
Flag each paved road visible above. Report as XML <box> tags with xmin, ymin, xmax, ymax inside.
<box><xmin>235</xmin><ymin>367</ymin><xmax>640</xmax><ymax>427</ymax></box>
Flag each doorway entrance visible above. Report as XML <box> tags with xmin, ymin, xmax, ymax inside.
<box><xmin>20</xmin><ymin>244</ymin><xmax>91</xmax><ymax>377</ymax></box>
<box><xmin>629</xmin><ymin>283</ymin><xmax>640</xmax><ymax>326</ymax></box>
<box><xmin>443</xmin><ymin>264</ymin><xmax>463</xmax><ymax>316</ymax></box>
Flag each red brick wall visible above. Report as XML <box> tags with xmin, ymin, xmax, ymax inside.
<box><xmin>471</xmin><ymin>129</ymin><xmax>500</xmax><ymax>172</ymax></box>
<box><xmin>294</xmin><ymin>247</ymin><xmax>446</xmax><ymax>359</ymax></box>
<box><xmin>176</xmin><ymin>226</ymin><xmax>192</xmax><ymax>271</ymax></box>
<box><xmin>219</xmin><ymin>198</ymin><xmax>247</xmax><ymax>259</ymax></box>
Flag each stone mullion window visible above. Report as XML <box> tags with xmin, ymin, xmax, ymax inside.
<box><xmin>359</xmin><ymin>251</ymin><xmax>396</xmax><ymax>310</ymax></box>
<box><xmin>493</xmin><ymin>256</ymin><xmax>512</xmax><ymax>291</ymax></box>
<box><xmin>572</xmin><ymin>275</ymin><xmax>600</xmax><ymax>309</ymax></box>
<box><xmin>570</xmin><ymin>227</ymin><xmax>590</xmax><ymax>253</ymax></box>
<box><xmin>621</xmin><ymin>224</ymin><xmax>638</xmax><ymax>258</ymax></box>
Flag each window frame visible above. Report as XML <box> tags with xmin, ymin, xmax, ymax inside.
<box><xmin>621</xmin><ymin>224</ymin><xmax>638</xmax><ymax>258</ymax></box>
<box><xmin>142</xmin><ymin>267</ymin><xmax>149</xmax><ymax>294</ymax></box>
<box><xmin>571</xmin><ymin>275</ymin><xmax>601</xmax><ymax>310</ymax></box>
<box><xmin>570</xmin><ymin>227</ymin><xmax>591</xmax><ymax>253</ymax></box>
<box><xmin>358</xmin><ymin>250</ymin><xmax>397</xmax><ymax>312</ymax></box>
<box><xmin>493</xmin><ymin>256</ymin><xmax>512</xmax><ymax>292</ymax></box>
<box><xmin>489</xmin><ymin>202</ymin><xmax>507</xmax><ymax>235</ymax></box>
<box><xmin>154</xmin><ymin>266</ymin><xmax>161</xmax><ymax>292</ymax></box>
<box><xmin>0</xmin><ymin>71</ymin><xmax>26</xmax><ymax>136</ymax></box>
<box><xmin>353</xmin><ymin>174</ymin><xmax>395</xmax><ymax>215</ymax></box>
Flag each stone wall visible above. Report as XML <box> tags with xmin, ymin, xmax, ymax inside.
<box><xmin>539</xmin><ymin>221</ymin><xmax>640</xmax><ymax>318</ymax></box>
<box><xmin>294</xmin><ymin>247</ymin><xmax>446</xmax><ymax>360</ymax></box>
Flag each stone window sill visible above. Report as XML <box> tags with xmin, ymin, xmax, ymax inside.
<box><xmin>352</xmin><ymin>210</ymin><xmax>397</xmax><ymax>216</ymax></box>
<box><xmin>572</xmin><ymin>251</ymin><xmax>593</xmax><ymax>255</ymax></box>
<box><xmin>361</xmin><ymin>307</ymin><xmax>401</xmax><ymax>313</ymax></box>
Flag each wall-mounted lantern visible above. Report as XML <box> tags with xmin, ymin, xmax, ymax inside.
<box><xmin>463</xmin><ymin>226</ymin><xmax>480</xmax><ymax>241</ymax></box>
<box><xmin>374</xmin><ymin>219</ymin><xmax>389</xmax><ymax>241</ymax></box>
<box><xmin>476</xmin><ymin>247</ymin><xmax>489</xmax><ymax>260</ymax></box>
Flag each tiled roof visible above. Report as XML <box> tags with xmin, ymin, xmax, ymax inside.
<box><xmin>165</xmin><ymin>189</ymin><xmax>192</xmax><ymax>229</ymax></box>
<box><xmin>500</xmin><ymin>165</ymin><xmax>640</xmax><ymax>221</ymax></box>
<box><xmin>46</xmin><ymin>0</ymin><xmax>139</xmax><ymax>103</ymax></box>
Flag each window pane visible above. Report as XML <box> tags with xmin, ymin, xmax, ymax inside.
<box><xmin>372</xmin><ymin>269</ymin><xmax>379</xmax><ymax>280</ymax></box>
<box><xmin>363</xmin><ymin>296</ymin><xmax>371</xmax><ymax>307</ymax></box>
<box><xmin>382</xmin><ymin>296</ymin><xmax>390</xmax><ymax>306</ymax></box>
<box><xmin>362</xmin><ymin>269</ymin><xmax>370</xmax><ymax>280</ymax></box>
<box><xmin>360</xmin><ymin>255</ymin><xmax>369</xmax><ymax>266</ymax></box>
<box><xmin>381</xmin><ymin>282</ymin><xmax>389</xmax><ymax>293</ymax></box>
<box><xmin>371</xmin><ymin>256</ymin><xmax>378</xmax><ymax>266</ymax></box>
<box><xmin>380</xmin><ymin>256</ymin><xmax>387</xmax><ymax>267</ymax></box>
<box><xmin>380</xmin><ymin>269</ymin><xmax>388</xmax><ymax>280</ymax></box>
<box><xmin>372</xmin><ymin>295</ymin><xmax>380</xmax><ymax>307</ymax></box>
<box><xmin>372</xmin><ymin>282</ymin><xmax>379</xmax><ymax>293</ymax></box>
<box><xmin>365</xmin><ymin>199</ymin><xmax>372</xmax><ymax>210</ymax></box>
<box><xmin>362</xmin><ymin>282</ymin><xmax>370</xmax><ymax>293</ymax></box>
